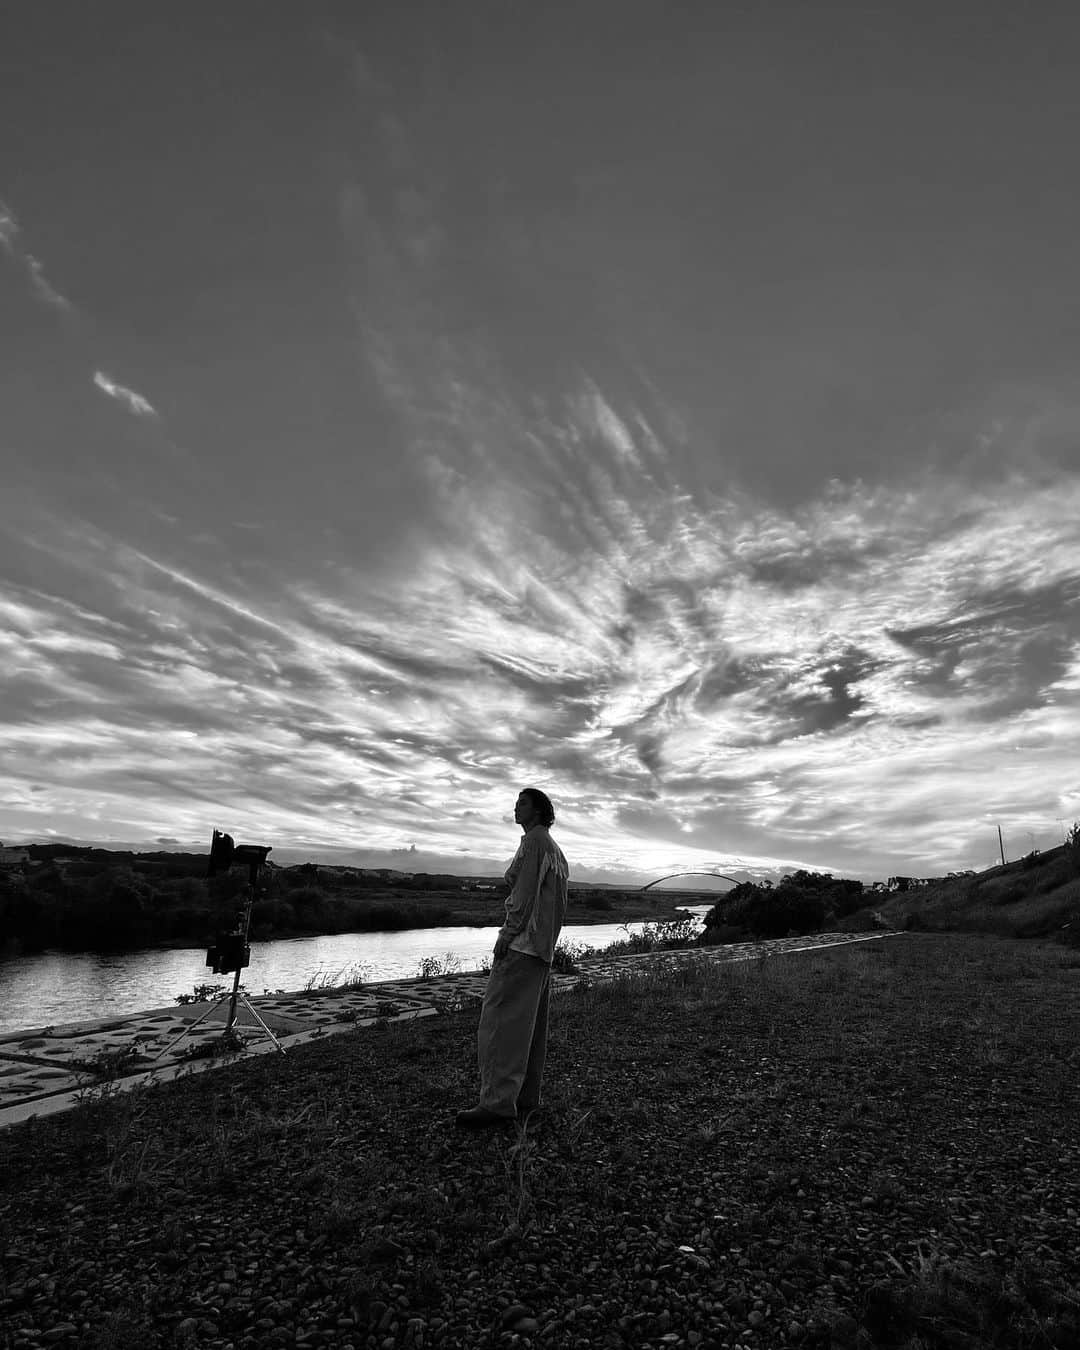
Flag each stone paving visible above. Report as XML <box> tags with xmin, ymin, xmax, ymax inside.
<box><xmin>0</xmin><ymin>930</ymin><xmax>902</xmax><ymax>1129</ymax></box>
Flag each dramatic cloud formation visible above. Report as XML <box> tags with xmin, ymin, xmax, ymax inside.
<box><xmin>2</xmin><ymin>6</ymin><xmax>1079</xmax><ymax>882</ymax></box>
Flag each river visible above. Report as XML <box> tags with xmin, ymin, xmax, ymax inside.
<box><xmin>0</xmin><ymin>908</ymin><xmax>713</xmax><ymax>1036</ymax></box>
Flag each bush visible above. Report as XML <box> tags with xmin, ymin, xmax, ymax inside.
<box><xmin>703</xmin><ymin>881</ymin><xmax>761</xmax><ymax>931</ymax></box>
<box><xmin>250</xmin><ymin>896</ymin><xmax>296</xmax><ymax>939</ymax></box>
<box><xmin>66</xmin><ymin>868</ymin><xmax>156</xmax><ymax>949</ymax></box>
<box><xmin>552</xmin><ymin>940</ymin><xmax>592</xmax><ymax>973</ymax></box>
<box><xmin>703</xmin><ymin>870</ymin><xmax>861</xmax><ymax>941</ymax></box>
<box><xmin>1068</xmin><ymin>823</ymin><xmax>1080</xmax><ymax>875</ymax></box>
<box><xmin>351</xmin><ymin>902</ymin><xmax>422</xmax><ymax>932</ymax></box>
<box><xmin>594</xmin><ymin>916</ymin><xmax>700</xmax><ymax>957</ymax></box>
<box><xmin>700</xmin><ymin>922</ymin><xmax>748</xmax><ymax>946</ymax></box>
<box><xmin>741</xmin><ymin>885</ymin><xmax>826</xmax><ymax>939</ymax></box>
<box><xmin>289</xmin><ymin>885</ymin><xmax>326</xmax><ymax>910</ymax></box>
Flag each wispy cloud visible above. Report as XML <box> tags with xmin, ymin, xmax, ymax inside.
<box><xmin>0</xmin><ymin>197</ymin><xmax>73</xmax><ymax>311</ymax></box>
<box><xmin>2</xmin><ymin>427</ymin><xmax>1077</xmax><ymax>878</ymax></box>
<box><xmin>93</xmin><ymin>370</ymin><xmax>158</xmax><ymax>419</ymax></box>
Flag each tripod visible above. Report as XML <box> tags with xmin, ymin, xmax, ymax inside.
<box><xmin>155</xmin><ymin>843</ymin><xmax>286</xmax><ymax>1060</ymax></box>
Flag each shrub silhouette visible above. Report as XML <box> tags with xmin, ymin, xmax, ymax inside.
<box><xmin>741</xmin><ymin>883</ymin><xmax>827</xmax><ymax>938</ymax></box>
<box><xmin>702</xmin><ymin>870</ymin><xmax>867</xmax><ymax>942</ymax></box>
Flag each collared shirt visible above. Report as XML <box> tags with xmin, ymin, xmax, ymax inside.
<box><xmin>499</xmin><ymin>824</ymin><xmax>570</xmax><ymax>964</ymax></box>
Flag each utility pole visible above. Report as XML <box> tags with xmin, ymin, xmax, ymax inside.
<box><xmin>997</xmin><ymin>825</ymin><xmax>1006</xmax><ymax>867</ymax></box>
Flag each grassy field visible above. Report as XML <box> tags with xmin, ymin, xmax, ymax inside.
<box><xmin>2</xmin><ymin>932</ymin><xmax>1079</xmax><ymax>1348</ymax></box>
<box><xmin>857</xmin><ymin>845</ymin><xmax>1080</xmax><ymax>943</ymax></box>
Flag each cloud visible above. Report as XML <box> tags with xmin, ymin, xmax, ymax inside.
<box><xmin>93</xmin><ymin>370</ymin><xmax>158</xmax><ymax>419</ymax></box>
<box><xmin>4</xmin><ymin>37</ymin><xmax>1080</xmax><ymax>882</ymax></box>
<box><xmin>0</xmin><ymin>201</ymin><xmax>16</xmax><ymax>249</ymax></box>
<box><xmin>0</xmin><ymin>197</ymin><xmax>73</xmax><ymax>311</ymax></box>
<box><xmin>8</xmin><ymin>425</ymin><xmax>1078</xmax><ymax>880</ymax></box>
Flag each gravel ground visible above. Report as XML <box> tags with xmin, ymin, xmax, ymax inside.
<box><xmin>2</xmin><ymin>933</ymin><xmax>1079</xmax><ymax>1350</ymax></box>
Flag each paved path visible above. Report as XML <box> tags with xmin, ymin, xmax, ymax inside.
<box><xmin>0</xmin><ymin>930</ymin><xmax>902</xmax><ymax>1129</ymax></box>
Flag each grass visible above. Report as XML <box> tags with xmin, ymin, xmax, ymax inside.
<box><xmin>4</xmin><ymin>933</ymin><xmax>1080</xmax><ymax>1348</ymax></box>
<box><xmin>299</xmin><ymin>962</ymin><xmax>370</xmax><ymax>995</ymax></box>
<box><xmin>875</xmin><ymin>844</ymin><xmax>1080</xmax><ymax>941</ymax></box>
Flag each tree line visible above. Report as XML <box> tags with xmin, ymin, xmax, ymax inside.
<box><xmin>0</xmin><ymin>850</ymin><xmax>464</xmax><ymax>955</ymax></box>
<box><xmin>700</xmin><ymin>870</ymin><xmax>875</xmax><ymax>942</ymax></box>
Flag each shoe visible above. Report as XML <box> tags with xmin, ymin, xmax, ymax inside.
<box><xmin>454</xmin><ymin>1106</ymin><xmax>515</xmax><ymax>1130</ymax></box>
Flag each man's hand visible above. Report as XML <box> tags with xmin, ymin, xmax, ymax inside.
<box><xmin>493</xmin><ymin>935</ymin><xmax>512</xmax><ymax>961</ymax></box>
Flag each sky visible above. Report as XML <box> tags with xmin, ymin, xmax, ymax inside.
<box><xmin>2</xmin><ymin>2</ymin><xmax>1079</xmax><ymax>886</ymax></box>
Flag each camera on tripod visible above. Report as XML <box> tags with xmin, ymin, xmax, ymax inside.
<box><xmin>204</xmin><ymin>829</ymin><xmax>271</xmax><ymax>975</ymax></box>
<box><xmin>154</xmin><ymin>828</ymin><xmax>285</xmax><ymax>1061</ymax></box>
<box><xmin>206</xmin><ymin>930</ymin><xmax>250</xmax><ymax>975</ymax></box>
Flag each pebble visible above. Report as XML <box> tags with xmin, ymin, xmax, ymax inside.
<box><xmin>499</xmin><ymin>1304</ymin><xmax>532</xmax><ymax>1328</ymax></box>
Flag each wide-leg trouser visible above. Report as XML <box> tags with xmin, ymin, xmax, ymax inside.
<box><xmin>476</xmin><ymin>949</ymin><xmax>552</xmax><ymax>1118</ymax></box>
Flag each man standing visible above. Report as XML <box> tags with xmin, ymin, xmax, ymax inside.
<box><xmin>455</xmin><ymin>788</ymin><xmax>569</xmax><ymax>1129</ymax></box>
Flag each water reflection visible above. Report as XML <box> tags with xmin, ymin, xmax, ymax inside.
<box><xmin>0</xmin><ymin>909</ymin><xmax>712</xmax><ymax>1036</ymax></box>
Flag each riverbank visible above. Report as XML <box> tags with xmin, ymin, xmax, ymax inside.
<box><xmin>2</xmin><ymin>933</ymin><xmax>1078</xmax><ymax>1349</ymax></box>
<box><xmin>0</xmin><ymin>911</ymin><xmax>710</xmax><ymax>1039</ymax></box>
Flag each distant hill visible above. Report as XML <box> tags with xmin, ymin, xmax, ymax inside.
<box><xmin>836</xmin><ymin>843</ymin><xmax>1080</xmax><ymax>941</ymax></box>
<box><xmin>3</xmin><ymin>844</ymin><xmax>506</xmax><ymax>888</ymax></box>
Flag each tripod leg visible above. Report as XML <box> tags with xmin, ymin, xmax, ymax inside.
<box><xmin>151</xmin><ymin>995</ymin><xmax>228</xmax><ymax>1061</ymax></box>
<box><xmin>224</xmin><ymin>962</ymin><xmax>244</xmax><ymax>1036</ymax></box>
<box><xmin>234</xmin><ymin>996</ymin><xmax>287</xmax><ymax>1054</ymax></box>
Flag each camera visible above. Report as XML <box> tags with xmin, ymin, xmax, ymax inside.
<box><xmin>207</xmin><ymin>829</ymin><xmax>271</xmax><ymax>879</ymax></box>
<box><xmin>206</xmin><ymin>931</ymin><xmax>251</xmax><ymax>975</ymax></box>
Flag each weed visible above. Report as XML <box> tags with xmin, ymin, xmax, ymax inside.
<box><xmin>493</xmin><ymin>1117</ymin><xmax>536</xmax><ymax>1230</ymax></box>
<box><xmin>76</xmin><ymin>1304</ymin><xmax>157</xmax><ymax>1348</ymax></box>
<box><xmin>314</xmin><ymin>1196</ymin><xmax>360</xmax><ymax>1245</ymax></box>
<box><xmin>175</xmin><ymin>982</ymin><xmax>228</xmax><ymax>1006</ymax></box>
<box><xmin>442</xmin><ymin>991</ymin><xmax>482</xmax><ymax>1015</ymax></box>
<box><xmin>302</xmin><ymin>963</ymin><xmax>368</xmax><ymax>994</ymax></box>
<box><xmin>67</xmin><ymin>1079</ymin><xmax>164</xmax><ymax>1193</ymax></box>
<box><xmin>568</xmin><ymin>1108</ymin><xmax>593</xmax><ymax>1143</ymax></box>
<box><xmin>695</xmin><ymin>1108</ymin><xmax>739</xmax><ymax>1144</ymax></box>
<box><xmin>71</xmin><ymin>1039</ymin><xmax>149</xmax><ymax>1081</ymax></box>
<box><xmin>416</xmin><ymin>952</ymin><xmax>462</xmax><ymax>978</ymax></box>
<box><xmin>411</xmin><ymin>1255</ymin><xmax>445</xmax><ymax>1307</ymax></box>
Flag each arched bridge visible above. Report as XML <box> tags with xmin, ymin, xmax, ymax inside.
<box><xmin>640</xmin><ymin>872</ymin><xmax>743</xmax><ymax>893</ymax></box>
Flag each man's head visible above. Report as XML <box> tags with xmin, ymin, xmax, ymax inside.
<box><xmin>514</xmin><ymin>787</ymin><xmax>555</xmax><ymax>830</ymax></box>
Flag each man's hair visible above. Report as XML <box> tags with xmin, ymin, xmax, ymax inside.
<box><xmin>520</xmin><ymin>787</ymin><xmax>555</xmax><ymax>827</ymax></box>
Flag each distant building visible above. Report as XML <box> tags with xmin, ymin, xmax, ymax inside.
<box><xmin>0</xmin><ymin>846</ymin><xmax>30</xmax><ymax>870</ymax></box>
